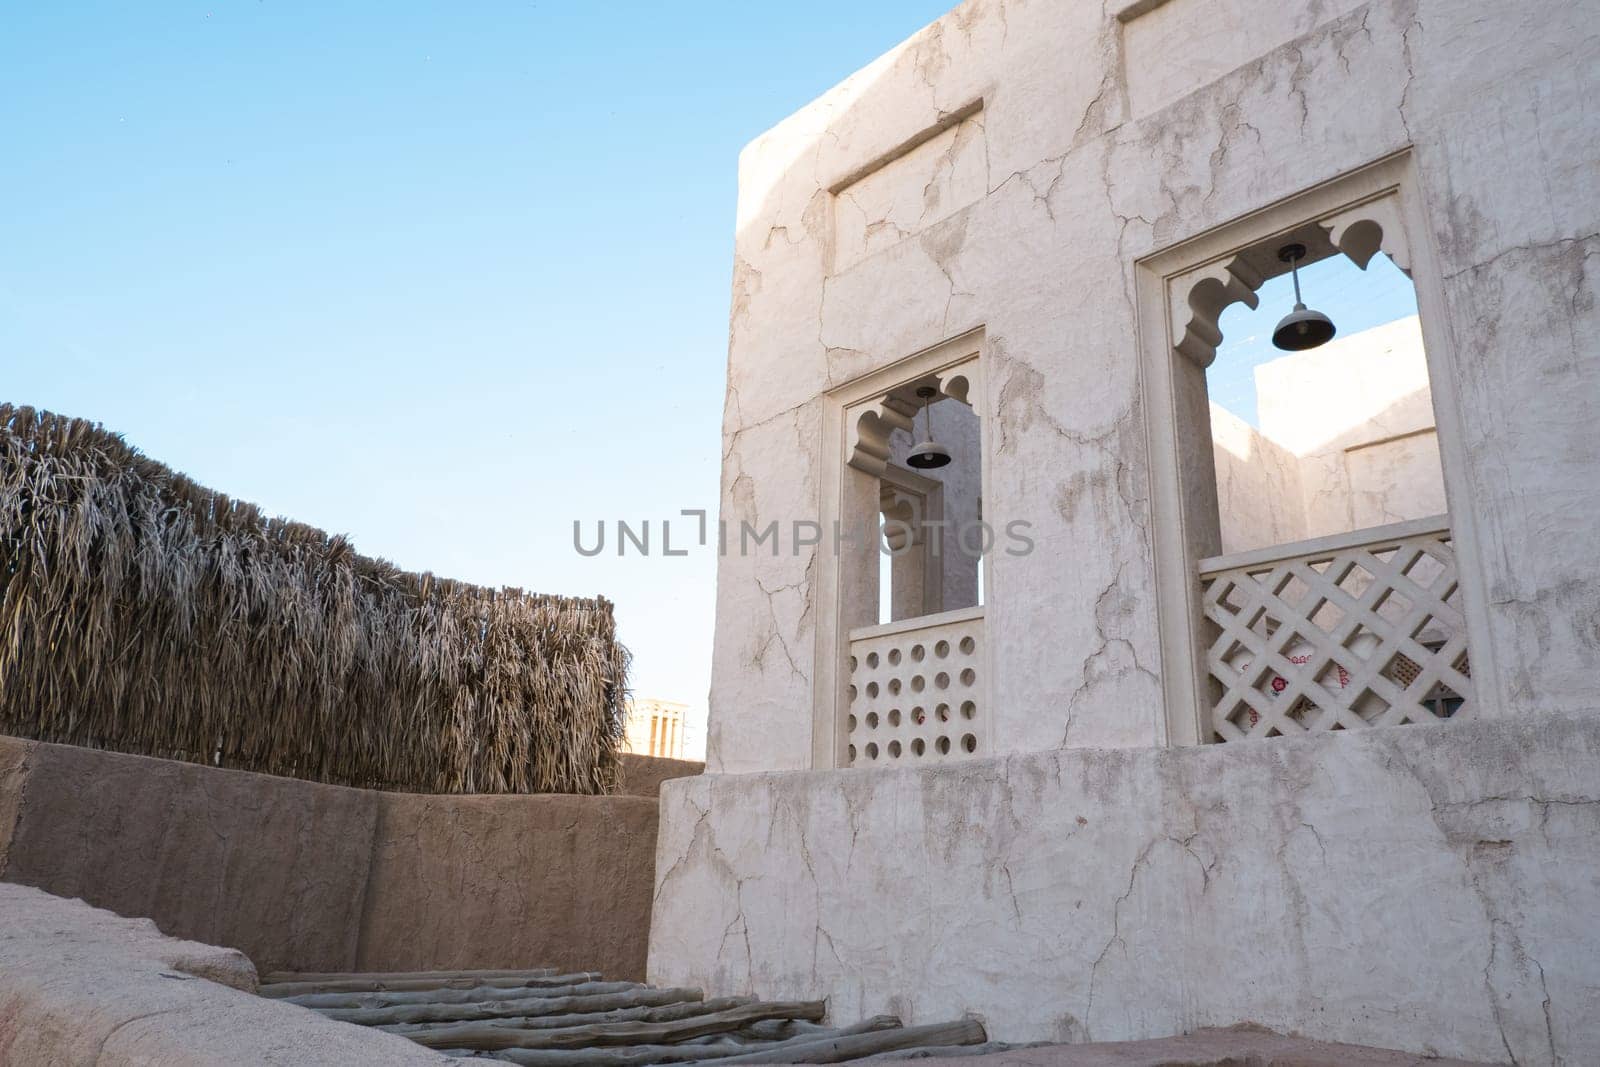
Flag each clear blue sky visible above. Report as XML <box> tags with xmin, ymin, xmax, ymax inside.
<box><xmin>2</xmin><ymin>1</ymin><xmax>955</xmax><ymax>747</ymax></box>
<box><xmin>2</xmin><ymin>3</ymin><xmax>1419</xmax><ymax>749</ymax></box>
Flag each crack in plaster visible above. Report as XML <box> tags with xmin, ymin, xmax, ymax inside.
<box><xmin>918</xmin><ymin>212</ymin><xmax>974</xmax><ymax>335</ymax></box>
<box><xmin>1064</xmin><ymin>563</ymin><xmax>1160</xmax><ymax>746</ymax></box>
<box><xmin>1072</xmin><ymin>12</ymin><xmax>1130</xmax><ymax>150</ymax></box>
<box><xmin>722</xmin><ymin>393</ymin><xmax>808</xmax><ymax>465</ymax></box>
<box><xmin>1083</xmin><ymin>835</ymin><xmax>1160</xmax><ymax>1039</ymax></box>
<box><xmin>1384</xmin><ymin>744</ymin><xmax>1592</xmax><ymax>1064</ymax></box>
<box><xmin>93</xmin><ymin>1008</ymin><xmax>177</xmax><ymax>1060</ymax></box>
<box><xmin>1442</xmin><ymin>232</ymin><xmax>1600</xmax><ymax>283</ymax></box>
<box><xmin>729</xmin><ymin>256</ymin><xmax>761</xmax><ymax>352</ymax></box>
<box><xmin>0</xmin><ymin>741</ymin><xmax>35</xmax><ymax>880</ymax></box>
<box><xmin>989</xmin><ymin>151</ymin><xmax>1071</xmax><ymax>221</ymax></box>
<box><xmin>651</xmin><ymin>793</ymin><xmax>712</xmax><ymax>906</ymax></box>
<box><xmin>1397</xmin><ymin>6</ymin><xmax>1422</xmax><ymax>144</ymax></box>
<box><xmin>752</xmin><ymin>554</ymin><xmax>816</xmax><ymax>684</ymax></box>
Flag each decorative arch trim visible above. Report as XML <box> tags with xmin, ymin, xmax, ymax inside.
<box><xmin>1168</xmin><ymin>191</ymin><xmax>1416</xmax><ymax>368</ymax></box>
<box><xmin>847</xmin><ymin>367</ymin><xmax>977</xmax><ymax>477</ymax></box>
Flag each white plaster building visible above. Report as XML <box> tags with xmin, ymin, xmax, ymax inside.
<box><xmin>649</xmin><ymin>2</ymin><xmax>1600</xmax><ymax>1062</ymax></box>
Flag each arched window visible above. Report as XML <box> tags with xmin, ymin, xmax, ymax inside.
<box><xmin>1138</xmin><ymin>156</ymin><xmax>1486</xmax><ymax>744</ymax></box>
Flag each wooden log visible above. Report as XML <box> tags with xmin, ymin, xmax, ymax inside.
<box><xmin>320</xmin><ymin>986</ymin><xmax>705</xmax><ymax>1027</ymax></box>
<box><xmin>284</xmin><ymin>979</ymin><xmax>638</xmax><ymax>1009</ymax></box>
<box><xmin>261</xmin><ymin>967</ymin><xmax>559</xmax><ymax>986</ymax></box>
<box><xmin>484</xmin><ymin>1016</ymin><xmax>902</xmax><ymax>1067</ymax></box>
<box><xmin>735</xmin><ymin>1018</ymin><xmax>834</xmax><ymax>1041</ymax></box>
<box><xmin>702</xmin><ymin>1017</ymin><xmax>987</xmax><ymax>1064</ymax></box>
<box><xmin>261</xmin><ymin>971</ymin><xmax>599</xmax><ymax>998</ymax></box>
<box><xmin>850</xmin><ymin>1040</ymin><xmax>1027</xmax><ymax>1061</ymax></box>
<box><xmin>410</xmin><ymin>999</ymin><xmax>827</xmax><ymax>1052</ymax></box>
<box><xmin>380</xmin><ymin>997</ymin><xmax>756</xmax><ymax>1036</ymax></box>
<box><xmin>515</xmin><ymin>1043</ymin><xmax>754</xmax><ymax>1065</ymax></box>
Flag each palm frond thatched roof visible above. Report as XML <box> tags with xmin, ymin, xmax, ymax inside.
<box><xmin>0</xmin><ymin>404</ymin><xmax>627</xmax><ymax>794</ymax></box>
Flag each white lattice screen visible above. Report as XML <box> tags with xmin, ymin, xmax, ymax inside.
<box><xmin>846</xmin><ymin>607</ymin><xmax>984</xmax><ymax>766</ymax></box>
<box><xmin>1199</xmin><ymin>516</ymin><xmax>1472</xmax><ymax>742</ymax></box>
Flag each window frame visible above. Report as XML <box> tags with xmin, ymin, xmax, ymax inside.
<box><xmin>1132</xmin><ymin>150</ymin><xmax>1497</xmax><ymax>744</ymax></box>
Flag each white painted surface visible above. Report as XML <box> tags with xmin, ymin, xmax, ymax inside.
<box><xmin>1121</xmin><ymin>0</ymin><xmax>1369</xmax><ymax>118</ymax></box>
<box><xmin>681</xmin><ymin>1</ymin><xmax>1600</xmax><ymax>1056</ymax></box>
<box><xmin>846</xmin><ymin>608</ymin><xmax>985</xmax><ymax>766</ymax></box>
<box><xmin>652</xmin><ymin>711</ymin><xmax>1600</xmax><ymax>1063</ymax></box>
<box><xmin>834</xmin><ymin>109</ymin><xmax>989</xmax><ymax>274</ymax></box>
<box><xmin>707</xmin><ymin>0</ymin><xmax>1600</xmax><ymax>768</ymax></box>
<box><xmin>1210</xmin><ymin>403</ymin><xmax>1307</xmax><ymax>553</ymax></box>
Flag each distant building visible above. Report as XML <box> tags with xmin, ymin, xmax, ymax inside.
<box><xmin>623</xmin><ymin>698</ymin><xmax>687</xmax><ymax>760</ymax></box>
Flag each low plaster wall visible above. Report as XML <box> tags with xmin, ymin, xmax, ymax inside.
<box><xmin>0</xmin><ymin>736</ymin><xmax>660</xmax><ymax>979</ymax></box>
<box><xmin>648</xmin><ymin>711</ymin><xmax>1600</xmax><ymax>1066</ymax></box>
<box><xmin>619</xmin><ymin>752</ymin><xmax>705</xmax><ymax>797</ymax></box>
<box><xmin>357</xmin><ymin>790</ymin><xmax>658</xmax><ymax>976</ymax></box>
<box><xmin>0</xmin><ymin>883</ymin><xmax>448</xmax><ymax>1065</ymax></box>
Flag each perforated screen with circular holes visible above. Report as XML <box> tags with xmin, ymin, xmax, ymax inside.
<box><xmin>846</xmin><ymin>613</ymin><xmax>984</xmax><ymax>767</ymax></box>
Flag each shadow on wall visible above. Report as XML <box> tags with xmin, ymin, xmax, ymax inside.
<box><xmin>1212</xmin><ymin>385</ymin><xmax>1444</xmax><ymax>554</ymax></box>
<box><xmin>0</xmin><ymin>737</ymin><xmax>697</xmax><ymax>980</ymax></box>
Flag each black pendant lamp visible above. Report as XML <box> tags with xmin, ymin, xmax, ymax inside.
<box><xmin>1271</xmin><ymin>243</ymin><xmax>1337</xmax><ymax>351</ymax></box>
<box><xmin>906</xmin><ymin>386</ymin><xmax>951</xmax><ymax>469</ymax></box>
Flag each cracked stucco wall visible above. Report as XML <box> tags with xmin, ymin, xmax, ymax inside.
<box><xmin>673</xmin><ymin>0</ymin><xmax>1600</xmax><ymax>1059</ymax></box>
<box><xmin>708</xmin><ymin>0</ymin><xmax>1600</xmax><ymax>771</ymax></box>
<box><xmin>650</xmin><ymin>710</ymin><xmax>1600</xmax><ymax>1063</ymax></box>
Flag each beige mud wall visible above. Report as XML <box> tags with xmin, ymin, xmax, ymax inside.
<box><xmin>620</xmin><ymin>752</ymin><xmax>707</xmax><ymax>797</ymax></box>
<box><xmin>0</xmin><ymin>736</ymin><xmax>687</xmax><ymax>980</ymax></box>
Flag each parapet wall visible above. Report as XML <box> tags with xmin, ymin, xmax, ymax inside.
<box><xmin>0</xmin><ymin>883</ymin><xmax>448</xmax><ymax>1066</ymax></box>
<box><xmin>0</xmin><ymin>736</ymin><xmax>684</xmax><ymax>980</ymax></box>
<box><xmin>620</xmin><ymin>752</ymin><xmax>708</xmax><ymax>797</ymax></box>
<box><xmin>649</xmin><ymin>711</ymin><xmax>1600</xmax><ymax>1065</ymax></box>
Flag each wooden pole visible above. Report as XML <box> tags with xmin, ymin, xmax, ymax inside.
<box><xmin>262</xmin><ymin>968</ymin><xmax>559</xmax><ymax>984</ymax></box>
<box><xmin>260</xmin><ymin>971</ymin><xmax>596</xmax><ymax>997</ymax></box>
<box><xmin>702</xmin><ymin>1017</ymin><xmax>986</xmax><ymax>1064</ymax></box>
<box><xmin>378</xmin><ymin>997</ymin><xmax>756</xmax><ymax>1037</ymax></box>
<box><xmin>411</xmin><ymin>1000</ymin><xmax>827</xmax><ymax>1052</ymax></box>
<box><xmin>320</xmin><ymin>987</ymin><xmax>705</xmax><ymax>1028</ymax></box>
<box><xmin>483</xmin><ymin>1016</ymin><xmax>904</xmax><ymax>1067</ymax></box>
<box><xmin>283</xmin><ymin>980</ymin><xmax>638</xmax><ymax>1010</ymax></box>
